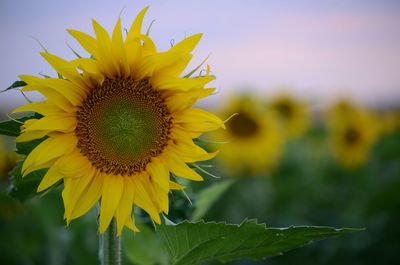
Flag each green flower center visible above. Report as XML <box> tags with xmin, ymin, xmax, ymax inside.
<box><xmin>229</xmin><ymin>111</ymin><xmax>260</xmax><ymax>138</ymax></box>
<box><xmin>76</xmin><ymin>78</ymin><xmax>171</xmax><ymax>175</ymax></box>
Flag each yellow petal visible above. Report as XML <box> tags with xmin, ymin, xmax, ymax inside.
<box><xmin>172</xmin><ymin>108</ymin><xmax>225</xmax><ymax>132</ymax></box>
<box><xmin>126</xmin><ymin>6</ymin><xmax>149</xmax><ymax>42</ymax></box>
<box><xmin>115</xmin><ymin>177</ymin><xmax>135</xmax><ymax>235</ymax></box>
<box><xmin>171</xmin><ymin>138</ymin><xmax>218</xmax><ymax>162</ymax></box>
<box><xmin>13</xmin><ymin>102</ymin><xmax>67</xmax><ymax>116</ymax></box>
<box><xmin>151</xmin><ymin>53</ymin><xmax>192</xmax><ymax>79</ymax></box>
<box><xmin>70</xmin><ymin>58</ymin><xmax>105</xmax><ymax>87</ymax></box>
<box><xmin>164</xmin><ymin>88</ymin><xmax>215</xmax><ymax>113</ymax></box>
<box><xmin>69</xmin><ymin>172</ymin><xmax>103</xmax><ymax>220</ymax></box>
<box><xmin>67</xmin><ymin>29</ymin><xmax>99</xmax><ymax>57</ymax></box>
<box><xmin>23</xmin><ymin>159</ymin><xmax>55</xmax><ymax>177</ymax></box>
<box><xmin>146</xmin><ymin>157</ymin><xmax>170</xmax><ymax>192</ymax></box>
<box><xmin>169</xmin><ymin>33</ymin><xmax>202</xmax><ymax>54</ymax></box>
<box><xmin>20</xmin><ymin>75</ymin><xmax>76</xmax><ymax>112</ymax></box>
<box><xmin>124</xmin><ymin>215</ymin><xmax>140</xmax><ymax>232</ymax></box>
<box><xmin>131</xmin><ymin>175</ymin><xmax>161</xmax><ymax>223</ymax></box>
<box><xmin>152</xmin><ymin>75</ymin><xmax>214</xmax><ymax>91</ymax></box>
<box><xmin>160</xmin><ymin>150</ymin><xmax>203</xmax><ymax>181</ymax></box>
<box><xmin>62</xmin><ymin>167</ymin><xmax>96</xmax><ymax>221</ymax></box>
<box><xmin>40</xmin><ymin>52</ymin><xmax>87</xmax><ymax>89</ymax></box>
<box><xmin>20</xmin><ymin>74</ymin><xmax>85</xmax><ymax>97</ymax></box>
<box><xmin>152</xmin><ymin>182</ymin><xmax>169</xmax><ymax>214</ymax></box>
<box><xmin>136</xmin><ymin>52</ymin><xmax>180</xmax><ymax>79</ymax></box>
<box><xmin>125</xmin><ymin>7</ymin><xmax>149</xmax><ymax>76</ymax></box>
<box><xmin>111</xmin><ymin>18</ymin><xmax>130</xmax><ymax>77</ymax></box>
<box><xmin>23</xmin><ymin>116</ymin><xmax>77</xmax><ymax>133</ymax></box>
<box><xmin>57</xmin><ymin>149</ymin><xmax>92</xmax><ymax>178</ymax></box>
<box><xmin>140</xmin><ymin>34</ymin><xmax>157</xmax><ymax>56</ymax></box>
<box><xmin>17</xmin><ymin>130</ymin><xmax>50</xmax><ymax>142</ymax></box>
<box><xmin>170</xmin><ymin>181</ymin><xmax>185</xmax><ymax>190</ymax></box>
<box><xmin>22</xmin><ymin>134</ymin><xmax>77</xmax><ymax>175</ymax></box>
<box><xmin>37</xmin><ymin>161</ymin><xmax>63</xmax><ymax>192</ymax></box>
<box><xmin>92</xmin><ymin>19</ymin><xmax>116</xmax><ymax>77</ymax></box>
<box><xmin>99</xmin><ymin>174</ymin><xmax>124</xmax><ymax>233</ymax></box>
<box><xmin>126</xmin><ymin>38</ymin><xmax>142</xmax><ymax>76</ymax></box>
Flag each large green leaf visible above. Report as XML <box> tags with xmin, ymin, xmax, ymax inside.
<box><xmin>192</xmin><ymin>179</ymin><xmax>235</xmax><ymax>221</ymax></box>
<box><xmin>8</xmin><ymin>161</ymin><xmax>47</xmax><ymax>202</ymax></box>
<box><xmin>158</xmin><ymin>220</ymin><xmax>363</xmax><ymax>265</ymax></box>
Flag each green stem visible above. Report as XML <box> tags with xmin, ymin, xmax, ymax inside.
<box><xmin>100</xmin><ymin>218</ymin><xmax>121</xmax><ymax>265</ymax></box>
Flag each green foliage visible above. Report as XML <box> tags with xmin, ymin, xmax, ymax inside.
<box><xmin>0</xmin><ymin>113</ymin><xmax>47</xmax><ymax>202</ymax></box>
<box><xmin>8</xmin><ymin>161</ymin><xmax>46</xmax><ymax>202</ymax></box>
<box><xmin>1</xmin><ymin>80</ymin><xmax>27</xmax><ymax>92</ymax></box>
<box><xmin>192</xmin><ymin>179</ymin><xmax>235</xmax><ymax>221</ymax></box>
<box><xmin>0</xmin><ymin>114</ymin><xmax>41</xmax><ymax>137</ymax></box>
<box><xmin>0</xmin><ymin>118</ymin><xmax>25</xmax><ymax>137</ymax></box>
<box><xmin>123</xmin><ymin>223</ymin><xmax>168</xmax><ymax>265</ymax></box>
<box><xmin>158</xmin><ymin>220</ymin><xmax>361</xmax><ymax>265</ymax></box>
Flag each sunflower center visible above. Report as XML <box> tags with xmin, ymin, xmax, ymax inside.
<box><xmin>75</xmin><ymin>77</ymin><xmax>171</xmax><ymax>175</ymax></box>
<box><xmin>275</xmin><ymin>102</ymin><xmax>292</xmax><ymax>118</ymax></box>
<box><xmin>228</xmin><ymin>112</ymin><xmax>260</xmax><ymax>138</ymax></box>
<box><xmin>344</xmin><ymin>127</ymin><xmax>361</xmax><ymax>146</ymax></box>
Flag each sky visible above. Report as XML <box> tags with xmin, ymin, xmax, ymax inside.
<box><xmin>1</xmin><ymin>0</ymin><xmax>400</xmax><ymax>113</ymax></box>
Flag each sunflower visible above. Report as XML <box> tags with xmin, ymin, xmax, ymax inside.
<box><xmin>327</xmin><ymin>101</ymin><xmax>378</xmax><ymax>168</ymax></box>
<box><xmin>212</xmin><ymin>95</ymin><xmax>283</xmax><ymax>176</ymax></box>
<box><xmin>268</xmin><ymin>94</ymin><xmax>310</xmax><ymax>139</ymax></box>
<box><xmin>13</xmin><ymin>7</ymin><xmax>224</xmax><ymax>234</ymax></box>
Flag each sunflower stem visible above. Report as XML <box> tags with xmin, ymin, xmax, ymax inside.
<box><xmin>100</xmin><ymin>218</ymin><xmax>121</xmax><ymax>265</ymax></box>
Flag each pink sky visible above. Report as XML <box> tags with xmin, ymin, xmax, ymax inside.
<box><xmin>1</xmin><ymin>0</ymin><xmax>399</xmax><ymax>112</ymax></box>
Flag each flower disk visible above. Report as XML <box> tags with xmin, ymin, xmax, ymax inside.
<box><xmin>14</xmin><ymin>6</ymin><xmax>224</xmax><ymax>235</ymax></box>
<box><xmin>76</xmin><ymin>78</ymin><xmax>171</xmax><ymax>175</ymax></box>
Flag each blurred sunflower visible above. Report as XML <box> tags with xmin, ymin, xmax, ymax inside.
<box><xmin>0</xmin><ymin>138</ymin><xmax>19</xmax><ymax>181</ymax></box>
<box><xmin>13</xmin><ymin>7</ymin><xmax>224</xmax><ymax>234</ymax></box>
<box><xmin>268</xmin><ymin>94</ymin><xmax>310</xmax><ymax>139</ymax></box>
<box><xmin>327</xmin><ymin>101</ymin><xmax>378</xmax><ymax>168</ymax></box>
<box><xmin>212</xmin><ymin>96</ymin><xmax>284</xmax><ymax>176</ymax></box>
<box><xmin>327</xmin><ymin>100</ymin><xmax>357</xmax><ymax>125</ymax></box>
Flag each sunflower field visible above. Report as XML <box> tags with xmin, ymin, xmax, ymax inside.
<box><xmin>1</xmin><ymin>3</ymin><xmax>399</xmax><ymax>265</ymax></box>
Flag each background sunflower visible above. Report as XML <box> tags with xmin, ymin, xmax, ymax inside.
<box><xmin>268</xmin><ymin>93</ymin><xmax>310</xmax><ymax>139</ymax></box>
<box><xmin>327</xmin><ymin>101</ymin><xmax>378</xmax><ymax>168</ymax></box>
<box><xmin>212</xmin><ymin>95</ymin><xmax>284</xmax><ymax>176</ymax></box>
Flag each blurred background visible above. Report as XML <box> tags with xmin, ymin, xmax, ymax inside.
<box><xmin>1</xmin><ymin>0</ymin><xmax>399</xmax><ymax>264</ymax></box>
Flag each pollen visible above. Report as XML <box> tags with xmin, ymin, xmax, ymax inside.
<box><xmin>75</xmin><ymin>77</ymin><xmax>172</xmax><ymax>175</ymax></box>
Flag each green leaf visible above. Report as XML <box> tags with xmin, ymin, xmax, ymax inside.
<box><xmin>2</xmin><ymin>80</ymin><xmax>27</xmax><ymax>92</ymax></box>
<box><xmin>0</xmin><ymin>119</ymin><xmax>25</xmax><ymax>137</ymax></box>
<box><xmin>192</xmin><ymin>179</ymin><xmax>235</xmax><ymax>221</ymax></box>
<box><xmin>0</xmin><ymin>114</ymin><xmax>41</xmax><ymax>137</ymax></box>
<box><xmin>158</xmin><ymin>220</ymin><xmax>363</xmax><ymax>265</ymax></box>
<box><xmin>8</xmin><ymin>161</ymin><xmax>47</xmax><ymax>202</ymax></box>
<box><xmin>123</xmin><ymin>223</ymin><xmax>168</xmax><ymax>265</ymax></box>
